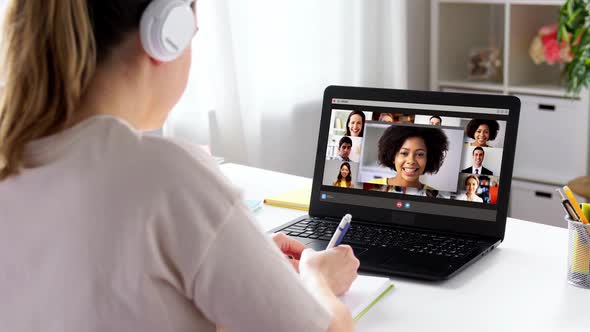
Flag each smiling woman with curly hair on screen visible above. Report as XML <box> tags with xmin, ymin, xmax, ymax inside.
<box><xmin>369</xmin><ymin>125</ymin><xmax>449</xmax><ymax>197</ymax></box>
<box><xmin>465</xmin><ymin>119</ymin><xmax>500</xmax><ymax>147</ymax></box>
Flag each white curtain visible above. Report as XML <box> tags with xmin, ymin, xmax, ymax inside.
<box><xmin>165</xmin><ymin>0</ymin><xmax>409</xmax><ymax>177</ymax></box>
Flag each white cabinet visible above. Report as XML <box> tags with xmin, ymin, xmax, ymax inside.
<box><xmin>431</xmin><ymin>0</ymin><xmax>590</xmax><ymax>227</ymax></box>
<box><xmin>513</xmin><ymin>94</ymin><xmax>589</xmax><ymax>185</ymax></box>
<box><xmin>510</xmin><ymin>179</ymin><xmax>568</xmax><ymax>228</ymax></box>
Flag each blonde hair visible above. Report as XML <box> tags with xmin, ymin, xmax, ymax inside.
<box><xmin>0</xmin><ymin>0</ymin><xmax>97</xmax><ymax>180</ymax></box>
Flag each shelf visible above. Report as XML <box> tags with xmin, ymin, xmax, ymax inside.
<box><xmin>440</xmin><ymin>0</ymin><xmax>508</xmax><ymax>3</ymax></box>
<box><xmin>508</xmin><ymin>84</ymin><xmax>571</xmax><ymax>98</ymax></box>
<box><xmin>509</xmin><ymin>1</ymin><xmax>564</xmax><ymax>5</ymax></box>
<box><xmin>437</xmin><ymin>2</ymin><xmax>505</xmax><ymax>83</ymax></box>
<box><xmin>439</xmin><ymin>80</ymin><xmax>505</xmax><ymax>92</ymax></box>
<box><xmin>433</xmin><ymin>0</ymin><xmax>590</xmax><ymax>224</ymax></box>
<box><xmin>512</xmin><ymin>176</ymin><xmax>565</xmax><ymax>187</ymax></box>
<box><xmin>440</xmin><ymin>1</ymin><xmax>565</xmax><ymax>5</ymax></box>
<box><xmin>508</xmin><ymin>4</ymin><xmax>563</xmax><ymax>87</ymax></box>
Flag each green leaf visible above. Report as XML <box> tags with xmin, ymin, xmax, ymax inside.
<box><xmin>558</xmin><ymin>0</ymin><xmax>590</xmax><ymax>95</ymax></box>
<box><xmin>561</xmin><ymin>26</ymin><xmax>571</xmax><ymax>43</ymax></box>
<box><xmin>568</xmin><ymin>8</ymin><xmax>584</xmax><ymax>26</ymax></box>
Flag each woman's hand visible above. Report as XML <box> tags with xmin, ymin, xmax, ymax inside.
<box><xmin>299</xmin><ymin>245</ymin><xmax>360</xmax><ymax>296</ymax></box>
<box><xmin>271</xmin><ymin>232</ymin><xmax>307</xmax><ymax>272</ymax></box>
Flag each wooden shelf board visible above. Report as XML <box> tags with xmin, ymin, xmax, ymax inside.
<box><xmin>438</xmin><ymin>80</ymin><xmax>505</xmax><ymax>92</ymax></box>
<box><xmin>507</xmin><ymin>84</ymin><xmax>572</xmax><ymax>98</ymax></box>
<box><xmin>439</xmin><ymin>0</ymin><xmax>563</xmax><ymax>5</ymax></box>
<box><xmin>508</xmin><ymin>1</ymin><xmax>564</xmax><ymax>6</ymax></box>
<box><xmin>439</xmin><ymin>0</ymin><xmax>506</xmax><ymax>4</ymax></box>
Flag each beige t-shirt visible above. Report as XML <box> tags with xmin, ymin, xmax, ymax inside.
<box><xmin>0</xmin><ymin>116</ymin><xmax>331</xmax><ymax>332</ymax></box>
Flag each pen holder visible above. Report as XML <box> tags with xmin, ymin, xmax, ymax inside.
<box><xmin>566</xmin><ymin>217</ymin><xmax>590</xmax><ymax>288</ymax></box>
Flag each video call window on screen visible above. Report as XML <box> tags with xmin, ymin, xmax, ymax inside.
<box><xmin>322</xmin><ymin>109</ymin><xmax>506</xmax><ymax>205</ymax></box>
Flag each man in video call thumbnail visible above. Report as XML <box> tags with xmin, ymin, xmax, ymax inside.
<box><xmin>462</xmin><ymin>147</ymin><xmax>493</xmax><ymax>175</ymax></box>
<box><xmin>332</xmin><ymin>136</ymin><xmax>353</xmax><ymax>161</ymax></box>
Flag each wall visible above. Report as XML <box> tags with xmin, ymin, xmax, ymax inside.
<box><xmin>406</xmin><ymin>0</ymin><xmax>430</xmax><ymax>91</ymax></box>
<box><xmin>255</xmin><ymin>0</ymin><xmax>432</xmax><ymax>177</ymax></box>
<box><xmin>165</xmin><ymin>0</ymin><xmax>432</xmax><ymax>178</ymax></box>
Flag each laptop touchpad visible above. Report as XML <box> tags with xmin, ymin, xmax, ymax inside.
<box><xmin>381</xmin><ymin>254</ymin><xmax>451</xmax><ymax>273</ymax></box>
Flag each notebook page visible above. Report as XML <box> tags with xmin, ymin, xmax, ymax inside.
<box><xmin>339</xmin><ymin>275</ymin><xmax>393</xmax><ymax>319</ymax></box>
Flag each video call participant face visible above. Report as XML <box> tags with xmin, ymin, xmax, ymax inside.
<box><xmin>378</xmin><ymin>126</ymin><xmax>449</xmax><ymax>188</ymax></box>
<box><xmin>337</xmin><ymin>136</ymin><xmax>353</xmax><ymax>160</ymax></box>
<box><xmin>347</xmin><ymin>112</ymin><xmax>364</xmax><ymax>137</ymax></box>
<box><xmin>340</xmin><ymin>164</ymin><xmax>350</xmax><ymax>178</ymax></box>
<box><xmin>379</xmin><ymin>113</ymin><xmax>394</xmax><ymax>122</ymax></box>
<box><xmin>474</xmin><ymin>124</ymin><xmax>490</xmax><ymax>146</ymax></box>
<box><xmin>394</xmin><ymin>137</ymin><xmax>427</xmax><ymax>187</ymax></box>
<box><xmin>429</xmin><ymin>116</ymin><xmax>442</xmax><ymax>126</ymax></box>
<box><xmin>473</xmin><ymin>147</ymin><xmax>484</xmax><ymax>168</ymax></box>
<box><xmin>465</xmin><ymin>176</ymin><xmax>479</xmax><ymax>195</ymax></box>
<box><xmin>466</xmin><ymin>119</ymin><xmax>499</xmax><ymax>147</ymax></box>
<box><xmin>339</xmin><ymin>142</ymin><xmax>352</xmax><ymax>159</ymax></box>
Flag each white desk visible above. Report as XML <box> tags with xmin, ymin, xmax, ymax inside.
<box><xmin>220</xmin><ymin>163</ymin><xmax>589</xmax><ymax>331</ymax></box>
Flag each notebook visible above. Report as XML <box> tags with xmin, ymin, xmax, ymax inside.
<box><xmin>263</xmin><ymin>185</ymin><xmax>311</xmax><ymax>211</ymax></box>
<box><xmin>340</xmin><ymin>275</ymin><xmax>394</xmax><ymax>321</ymax></box>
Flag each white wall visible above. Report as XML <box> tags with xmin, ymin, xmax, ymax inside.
<box><xmin>166</xmin><ymin>0</ymin><xmax>432</xmax><ymax>178</ymax></box>
<box><xmin>255</xmin><ymin>0</ymin><xmax>431</xmax><ymax>177</ymax></box>
<box><xmin>406</xmin><ymin>0</ymin><xmax>430</xmax><ymax>91</ymax></box>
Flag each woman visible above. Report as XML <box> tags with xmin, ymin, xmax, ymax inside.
<box><xmin>369</xmin><ymin>126</ymin><xmax>448</xmax><ymax>196</ymax></box>
<box><xmin>345</xmin><ymin>110</ymin><xmax>365</xmax><ymax>137</ymax></box>
<box><xmin>333</xmin><ymin>162</ymin><xmax>353</xmax><ymax>188</ymax></box>
<box><xmin>465</xmin><ymin>119</ymin><xmax>500</xmax><ymax>147</ymax></box>
<box><xmin>456</xmin><ymin>175</ymin><xmax>484</xmax><ymax>202</ymax></box>
<box><xmin>378</xmin><ymin>112</ymin><xmax>394</xmax><ymax>122</ymax></box>
<box><xmin>0</xmin><ymin>1</ymin><xmax>358</xmax><ymax>331</ymax></box>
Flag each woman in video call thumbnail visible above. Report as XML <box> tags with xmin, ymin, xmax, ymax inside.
<box><xmin>456</xmin><ymin>175</ymin><xmax>484</xmax><ymax>203</ymax></box>
<box><xmin>465</xmin><ymin>119</ymin><xmax>500</xmax><ymax>147</ymax></box>
<box><xmin>345</xmin><ymin>110</ymin><xmax>365</xmax><ymax>137</ymax></box>
<box><xmin>333</xmin><ymin>162</ymin><xmax>354</xmax><ymax>188</ymax></box>
<box><xmin>370</xmin><ymin>126</ymin><xmax>449</xmax><ymax>196</ymax></box>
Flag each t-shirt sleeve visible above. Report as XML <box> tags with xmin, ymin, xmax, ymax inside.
<box><xmin>191</xmin><ymin>202</ymin><xmax>332</xmax><ymax>332</ymax></box>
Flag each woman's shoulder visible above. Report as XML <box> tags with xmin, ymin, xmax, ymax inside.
<box><xmin>140</xmin><ymin>135</ymin><xmax>235</xmax><ymax>192</ymax></box>
<box><xmin>98</xmin><ymin>118</ymin><xmax>239</xmax><ymax>205</ymax></box>
<box><xmin>455</xmin><ymin>193</ymin><xmax>467</xmax><ymax>200</ymax></box>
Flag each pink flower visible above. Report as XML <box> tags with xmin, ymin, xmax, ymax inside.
<box><xmin>541</xmin><ymin>31</ymin><xmax>558</xmax><ymax>46</ymax></box>
<box><xmin>529</xmin><ymin>23</ymin><xmax>574</xmax><ymax>65</ymax></box>
<box><xmin>543</xmin><ymin>39</ymin><xmax>561</xmax><ymax>64</ymax></box>
<box><xmin>539</xmin><ymin>23</ymin><xmax>558</xmax><ymax>37</ymax></box>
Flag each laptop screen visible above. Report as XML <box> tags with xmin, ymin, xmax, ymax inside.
<box><xmin>318</xmin><ymin>97</ymin><xmax>512</xmax><ymax>223</ymax></box>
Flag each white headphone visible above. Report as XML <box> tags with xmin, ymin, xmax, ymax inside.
<box><xmin>140</xmin><ymin>0</ymin><xmax>197</xmax><ymax>62</ymax></box>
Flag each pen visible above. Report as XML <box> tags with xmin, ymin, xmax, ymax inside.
<box><xmin>556</xmin><ymin>188</ymin><xmax>580</xmax><ymax>222</ymax></box>
<box><xmin>326</xmin><ymin>214</ymin><xmax>352</xmax><ymax>249</ymax></box>
<box><xmin>563</xmin><ymin>186</ymin><xmax>589</xmax><ymax>224</ymax></box>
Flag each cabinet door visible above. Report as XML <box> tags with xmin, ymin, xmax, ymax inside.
<box><xmin>513</xmin><ymin>94</ymin><xmax>589</xmax><ymax>185</ymax></box>
<box><xmin>509</xmin><ymin>180</ymin><xmax>566</xmax><ymax>228</ymax></box>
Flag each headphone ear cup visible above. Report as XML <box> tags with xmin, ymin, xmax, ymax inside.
<box><xmin>140</xmin><ymin>0</ymin><xmax>196</xmax><ymax>62</ymax></box>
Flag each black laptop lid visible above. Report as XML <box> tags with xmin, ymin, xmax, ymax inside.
<box><xmin>309</xmin><ymin>86</ymin><xmax>520</xmax><ymax>240</ymax></box>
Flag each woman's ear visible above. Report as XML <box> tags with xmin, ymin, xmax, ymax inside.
<box><xmin>149</xmin><ymin>56</ymin><xmax>165</xmax><ymax>66</ymax></box>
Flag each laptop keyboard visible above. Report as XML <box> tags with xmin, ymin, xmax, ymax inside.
<box><xmin>280</xmin><ymin>218</ymin><xmax>480</xmax><ymax>259</ymax></box>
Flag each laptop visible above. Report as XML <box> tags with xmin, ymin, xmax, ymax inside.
<box><xmin>271</xmin><ymin>86</ymin><xmax>520</xmax><ymax>280</ymax></box>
